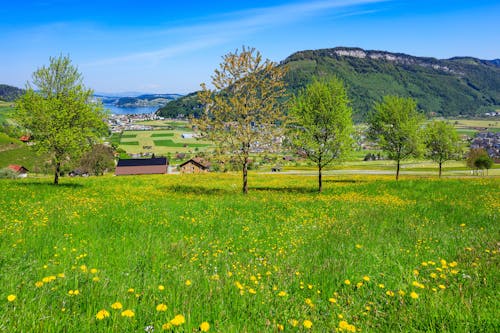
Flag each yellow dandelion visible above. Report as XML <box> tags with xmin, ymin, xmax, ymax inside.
<box><xmin>80</xmin><ymin>265</ymin><xmax>88</xmax><ymax>272</ymax></box>
<box><xmin>162</xmin><ymin>323</ymin><xmax>172</xmax><ymax>330</ymax></box>
<box><xmin>95</xmin><ymin>309</ymin><xmax>110</xmax><ymax>320</ymax></box>
<box><xmin>303</xmin><ymin>320</ymin><xmax>313</xmax><ymax>329</ymax></box>
<box><xmin>290</xmin><ymin>319</ymin><xmax>299</xmax><ymax>327</ymax></box>
<box><xmin>127</xmin><ymin>288</ymin><xmax>135</xmax><ymax>293</ymax></box>
<box><xmin>451</xmin><ymin>269</ymin><xmax>459</xmax><ymax>275</ymax></box>
<box><xmin>90</xmin><ymin>268</ymin><xmax>98</xmax><ymax>274</ymax></box>
<box><xmin>438</xmin><ymin>284</ymin><xmax>446</xmax><ymax>290</ymax></box>
<box><xmin>7</xmin><ymin>295</ymin><xmax>16</xmax><ymax>302</ymax></box>
<box><xmin>356</xmin><ymin>282</ymin><xmax>363</xmax><ymax>288</ymax></box>
<box><xmin>344</xmin><ymin>279</ymin><xmax>351</xmax><ymax>285</ymax></box>
<box><xmin>200</xmin><ymin>321</ymin><xmax>210</xmax><ymax>332</ymax></box>
<box><xmin>248</xmin><ymin>288</ymin><xmax>257</xmax><ymax>294</ymax></box>
<box><xmin>156</xmin><ymin>303</ymin><xmax>167</xmax><ymax>312</ymax></box>
<box><xmin>92</xmin><ymin>277</ymin><xmax>100</xmax><ymax>282</ymax></box>
<box><xmin>35</xmin><ymin>281</ymin><xmax>44</xmax><ymax>288</ymax></box>
<box><xmin>398</xmin><ymin>290</ymin><xmax>406</xmax><ymax>296</ymax></box>
<box><xmin>158</xmin><ymin>285</ymin><xmax>165</xmax><ymax>291</ymax></box>
<box><xmin>121</xmin><ymin>309</ymin><xmax>135</xmax><ymax>317</ymax></box>
<box><xmin>378</xmin><ymin>283</ymin><xmax>385</xmax><ymax>289</ymax></box>
<box><xmin>278</xmin><ymin>291</ymin><xmax>287</xmax><ymax>297</ymax></box>
<box><xmin>170</xmin><ymin>314</ymin><xmax>186</xmax><ymax>326</ymax></box>
<box><xmin>449</xmin><ymin>261</ymin><xmax>458</xmax><ymax>267</ymax></box>
<box><xmin>430</xmin><ymin>272</ymin><xmax>438</xmax><ymax>279</ymax></box>
<box><xmin>185</xmin><ymin>280</ymin><xmax>192</xmax><ymax>286</ymax></box>
<box><xmin>277</xmin><ymin>323</ymin><xmax>284</xmax><ymax>331</ymax></box>
<box><xmin>410</xmin><ymin>291</ymin><xmax>419</xmax><ymax>299</ymax></box>
<box><xmin>355</xmin><ymin>244</ymin><xmax>363</xmax><ymax>249</ymax></box>
<box><xmin>386</xmin><ymin>290</ymin><xmax>395</xmax><ymax>297</ymax></box>
<box><xmin>111</xmin><ymin>302</ymin><xmax>123</xmax><ymax>310</ymax></box>
<box><xmin>363</xmin><ymin>276</ymin><xmax>370</xmax><ymax>282</ymax></box>
<box><xmin>329</xmin><ymin>297</ymin><xmax>337</xmax><ymax>303</ymax></box>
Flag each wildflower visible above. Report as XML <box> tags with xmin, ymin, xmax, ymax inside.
<box><xmin>95</xmin><ymin>309</ymin><xmax>110</xmax><ymax>320</ymax></box>
<box><xmin>111</xmin><ymin>302</ymin><xmax>123</xmax><ymax>310</ymax></box>
<box><xmin>7</xmin><ymin>295</ymin><xmax>16</xmax><ymax>302</ymax></box>
<box><xmin>303</xmin><ymin>320</ymin><xmax>313</xmax><ymax>329</ymax></box>
<box><xmin>128</xmin><ymin>288</ymin><xmax>135</xmax><ymax>293</ymax></box>
<box><xmin>451</xmin><ymin>269</ymin><xmax>459</xmax><ymax>275</ymax></box>
<box><xmin>430</xmin><ymin>272</ymin><xmax>438</xmax><ymax>279</ymax></box>
<box><xmin>170</xmin><ymin>314</ymin><xmax>186</xmax><ymax>326</ymax></box>
<box><xmin>460</xmin><ymin>223</ymin><xmax>466</xmax><ymax>227</ymax></box>
<box><xmin>344</xmin><ymin>279</ymin><xmax>351</xmax><ymax>285</ymax></box>
<box><xmin>410</xmin><ymin>291</ymin><xmax>419</xmax><ymax>299</ymax></box>
<box><xmin>291</xmin><ymin>319</ymin><xmax>299</xmax><ymax>327</ymax></box>
<box><xmin>329</xmin><ymin>297</ymin><xmax>337</xmax><ymax>303</ymax></box>
<box><xmin>277</xmin><ymin>323</ymin><xmax>284</xmax><ymax>331</ymax></box>
<box><xmin>386</xmin><ymin>290</ymin><xmax>395</xmax><ymax>297</ymax></box>
<box><xmin>80</xmin><ymin>265</ymin><xmax>88</xmax><ymax>272</ymax></box>
<box><xmin>362</xmin><ymin>276</ymin><xmax>370</xmax><ymax>282</ymax></box>
<box><xmin>339</xmin><ymin>320</ymin><xmax>356</xmax><ymax>332</ymax></box>
<box><xmin>156</xmin><ymin>303</ymin><xmax>167</xmax><ymax>312</ymax></box>
<box><xmin>200</xmin><ymin>322</ymin><xmax>210</xmax><ymax>332</ymax></box>
<box><xmin>90</xmin><ymin>268</ymin><xmax>98</xmax><ymax>274</ymax></box>
<box><xmin>162</xmin><ymin>323</ymin><xmax>172</xmax><ymax>330</ymax></box>
<box><xmin>35</xmin><ymin>281</ymin><xmax>44</xmax><ymax>288</ymax></box>
<box><xmin>398</xmin><ymin>290</ymin><xmax>406</xmax><ymax>296</ymax></box>
<box><xmin>378</xmin><ymin>284</ymin><xmax>385</xmax><ymax>289</ymax></box>
<box><xmin>305</xmin><ymin>298</ymin><xmax>314</xmax><ymax>307</ymax></box>
<box><xmin>248</xmin><ymin>288</ymin><xmax>257</xmax><ymax>294</ymax></box>
<box><xmin>185</xmin><ymin>280</ymin><xmax>192</xmax><ymax>286</ymax></box>
<box><xmin>235</xmin><ymin>281</ymin><xmax>244</xmax><ymax>290</ymax></box>
<box><xmin>158</xmin><ymin>285</ymin><xmax>165</xmax><ymax>291</ymax></box>
<box><xmin>356</xmin><ymin>282</ymin><xmax>363</xmax><ymax>288</ymax></box>
<box><xmin>278</xmin><ymin>291</ymin><xmax>287</xmax><ymax>297</ymax></box>
<box><xmin>449</xmin><ymin>261</ymin><xmax>458</xmax><ymax>267</ymax></box>
<box><xmin>338</xmin><ymin>314</ymin><xmax>344</xmax><ymax>319</ymax></box>
<box><xmin>412</xmin><ymin>281</ymin><xmax>425</xmax><ymax>289</ymax></box>
<box><xmin>121</xmin><ymin>309</ymin><xmax>135</xmax><ymax>317</ymax></box>
<box><xmin>413</xmin><ymin>269</ymin><xmax>419</xmax><ymax>276</ymax></box>
<box><xmin>92</xmin><ymin>277</ymin><xmax>100</xmax><ymax>282</ymax></box>
<box><xmin>438</xmin><ymin>284</ymin><xmax>446</xmax><ymax>290</ymax></box>
<box><xmin>355</xmin><ymin>244</ymin><xmax>363</xmax><ymax>249</ymax></box>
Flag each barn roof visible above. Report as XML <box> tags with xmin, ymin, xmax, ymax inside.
<box><xmin>8</xmin><ymin>165</ymin><xmax>29</xmax><ymax>172</ymax></box>
<box><xmin>117</xmin><ymin>157</ymin><xmax>168</xmax><ymax>167</ymax></box>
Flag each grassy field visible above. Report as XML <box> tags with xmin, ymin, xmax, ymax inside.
<box><xmin>0</xmin><ymin>174</ymin><xmax>498</xmax><ymax>332</ymax></box>
<box><xmin>448</xmin><ymin>119</ymin><xmax>500</xmax><ymax>135</ymax></box>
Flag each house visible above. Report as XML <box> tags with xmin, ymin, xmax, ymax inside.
<box><xmin>115</xmin><ymin>157</ymin><xmax>168</xmax><ymax>175</ymax></box>
<box><xmin>181</xmin><ymin>133</ymin><xmax>194</xmax><ymax>139</ymax></box>
<box><xmin>179</xmin><ymin>157</ymin><xmax>210</xmax><ymax>173</ymax></box>
<box><xmin>8</xmin><ymin>165</ymin><xmax>29</xmax><ymax>178</ymax></box>
<box><xmin>19</xmin><ymin>135</ymin><xmax>31</xmax><ymax>143</ymax></box>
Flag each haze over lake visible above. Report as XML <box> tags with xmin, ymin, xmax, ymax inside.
<box><xmin>104</xmin><ymin>104</ymin><xmax>159</xmax><ymax>115</ymax></box>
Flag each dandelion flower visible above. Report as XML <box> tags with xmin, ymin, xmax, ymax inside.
<box><xmin>111</xmin><ymin>302</ymin><xmax>123</xmax><ymax>310</ymax></box>
<box><xmin>156</xmin><ymin>303</ymin><xmax>167</xmax><ymax>312</ymax></box>
<box><xmin>158</xmin><ymin>285</ymin><xmax>165</xmax><ymax>291</ymax></box>
<box><xmin>410</xmin><ymin>291</ymin><xmax>419</xmax><ymax>299</ymax></box>
<box><xmin>344</xmin><ymin>279</ymin><xmax>351</xmax><ymax>285</ymax></box>
<box><xmin>7</xmin><ymin>295</ymin><xmax>16</xmax><ymax>302</ymax></box>
<box><xmin>278</xmin><ymin>291</ymin><xmax>287</xmax><ymax>297</ymax></box>
<box><xmin>96</xmin><ymin>309</ymin><xmax>110</xmax><ymax>320</ymax></box>
<box><xmin>90</xmin><ymin>268</ymin><xmax>98</xmax><ymax>274</ymax></box>
<box><xmin>127</xmin><ymin>288</ymin><xmax>135</xmax><ymax>293</ymax></box>
<box><xmin>303</xmin><ymin>320</ymin><xmax>313</xmax><ymax>329</ymax></box>
<box><xmin>162</xmin><ymin>323</ymin><xmax>172</xmax><ymax>330</ymax></box>
<box><xmin>200</xmin><ymin>321</ymin><xmax>210</xmax><ymax>332</ymax></box>
<box><xmin>170</xmin><ymin>314</ymin><xmax>186</xmax><ymax>326</ymax></box>
<box><xmin>291</xmin><ymin>319</ymin><xmax>299</xmax><ymax>327</ymax></box>
<box><xmin>35</xmin><ymin>281</ymin><xmax>44</xmax><ymax>288</ymax></box>
<box><xmin>277</xmin><ymin>323</ymin><xmax>284</xmax><ymax>331</ymax></box>
<box><xmin>438</xmin><ymin>284</ymin><xmax>446</xmax><ymax>290</ymax></box>
<box><xmin>386</xmin><ymin>290</ymin><xmax>395</xmax><ymax>297</ymax></box>
<box><xmin>329</xmin><ymin>297</ymin><xmax>337</xmax><ymax>303</ymax></box>
<box><xmin>121</xmin><ymin>309</ymin><xmax>135</xmax><ymax>317</ymax></box>
<box><xmin>185</xmin><ymin>280</ymin><xmax>192</xmax><ymax>286</ymax></box>
<box><xmin>363</xmin><ymin>276</ymin><xmax>370</xmax><ymax>282</ymax></box>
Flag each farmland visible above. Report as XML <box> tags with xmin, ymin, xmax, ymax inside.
<box><xmin>0</xmin><ymin>174</ymin><xmax>498</xmax><ymax>332</ymax></box>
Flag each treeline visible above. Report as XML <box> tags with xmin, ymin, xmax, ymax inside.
<box><xmin>0</xmin><ymin>84</ymin><xmax>24</xmax><ymax>102</ymax></box>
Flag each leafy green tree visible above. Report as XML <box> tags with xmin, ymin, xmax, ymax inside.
<box><xmin>288</xmin><ymin>78</ymin><xmax>353</xmax><ymax>192</ymax></box>
<box><xmin>193</xmin><ymin>47</ymin><xmax>287</xmax><ymax>194</ymax></box>
<box><xmin>423</xmin><ymin>120</ymin><xmax>462</xmax><ymax>177</ymax></box>
<box><xmin>467</xmin><ymin>148</ymin><xmax>493</xmax><ymax>175</ymax></box>
<box><xmin>79</xmin><ymin>144</ymin><xmax>115</xmax><ymax>176</ymax></box>
<box><xmin>368</xmin><ymin>96</ymin><xmax>424</xmax><ymax>180</ymax></box>
<box><xmin>15</xmin><ymin>55</ymin><xmax>108</xmax><ymax>184</ymax></box>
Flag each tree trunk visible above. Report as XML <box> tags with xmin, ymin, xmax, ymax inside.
<box><xmin>439</xmin><ymin>162</ymin><xmax>442</xmax><ymax>178</ymax></box>
<box><xmin>318</xmin><ymin>165</ymin><xmax>323</xmax><ymax>193</ymax></box>
<box><xmin>396</xmin><ymin>159</ymin><xmax>400</xmax><ymax>181</ymax></box>
<box><xmin>54</xmin><ymin>161</ymin><xmax>61</xmax><ymax>185</ymax></box>
<box><xmin>242</xmin><ymin>157</ymin><xmax>248</xmax><ymax>194</ymax></box>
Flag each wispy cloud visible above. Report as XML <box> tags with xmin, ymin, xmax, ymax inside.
<box><xmin>87</xmin><ymin>0</ymin><xmax>389</xmax><ymax>66</ymax></box>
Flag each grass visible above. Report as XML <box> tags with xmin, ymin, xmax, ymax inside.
<box><xmin>119</xmin><ymin>141</ymin><xmax>140</xmax><ymax>146</ymax></box>
<box><xmin>153</xmin><ymin>139</ymin><xmax>210</xmax><ymax>148</ymax></box>
<box><xmin>151</xmin><ymin>133</ymin><xmax>174</xmax><ymax>137</ymax></box>
<box><xmin>0</xmin><ymin>173</ymin><xmax>498</xmax><ymax>332</ymax></box>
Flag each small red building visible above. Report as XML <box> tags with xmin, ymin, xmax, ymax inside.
<box><xmin>8</xmin><ymin>165</ymin><xmax>29</xmax><ymax>178</ymax></box>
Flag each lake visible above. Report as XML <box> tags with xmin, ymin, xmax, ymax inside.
<box><xmin>104</xmin><ymin>104</ymin><xmax>159</xmax><ymax>115</ymax></box>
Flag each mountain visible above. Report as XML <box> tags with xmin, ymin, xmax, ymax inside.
<box><xmin>96</xmin><ymin>93</ymin><xmax>183</xmax><ymax>108</ymax></box>
<box><xmin>0</xmin><ymin>84</ymin><xmax>24</xmax><ymax>102</ymax></box>
<box><xmin>157</xmin><ymin>47</ymin><xmax>500</xmax><ymax>121</ymax></box>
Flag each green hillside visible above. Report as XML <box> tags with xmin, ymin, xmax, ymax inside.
<box><xmin>0</xmin><ymin>84</ymin><xmax>24</xmax><ymax>102</ymax></box>
<box><xmin>157</xmin><ymin>47</ymin><xmax>500</xmax><ymax>121</ymax></box>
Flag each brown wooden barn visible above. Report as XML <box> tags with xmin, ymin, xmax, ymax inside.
<box><xmin>179</xmin><ymin>157</ymin><xmax>210</xmax><ymax>173</ymax></box>
<box><xmin>115</xmin><ymin>157</ymin><xmax>168</xmax><ymax>176</ymax></box>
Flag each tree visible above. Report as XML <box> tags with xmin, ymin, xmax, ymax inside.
<box><xmin>193</xmin><ymin>47</ymin><xmax>287</xmax><ymax>194</ymax></box>
<box><xmin>79</xmin><ymin>144</ymin><xmax>115</xmax><ymax>176</ymax></box>
<box><xmin>467</xmin><ymin>148</ymin><xmax>493</xmax><ymax>175</ymax></box>
<box><xmin>288</xmin><ymin>78</ymin><xmax>353</xmax><ymax>192</ymax></box>
<box><xmin>15</xmin><ymin>55</ymin><xmax>108</xmax><ymax>184</ymax></box>
<box><xmin>423</xmin><ymin>120</ymin><xmax>462</xmax><ymax>177</ymax></box>
<box><xmin>368</xmin><ymin>96</ymin><xmax>424</xmax><ymax>180</ymax></box>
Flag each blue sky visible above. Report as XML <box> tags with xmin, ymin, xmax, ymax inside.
<box><xmin>1</xmin><ymin>0</ymin><xmax>499</xmax><ymax>94</ymax></box>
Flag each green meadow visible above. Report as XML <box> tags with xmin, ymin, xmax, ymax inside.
<box><xmin>1</xmin><ymin>174</ymin><xmax>498</xmax><ymax>332</ymax></box>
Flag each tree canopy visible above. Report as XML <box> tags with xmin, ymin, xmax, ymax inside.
<box><xmin>288</xmin><ymin>77</ymin><xmax>353</xmax><ymax>192</ymax></box>
<box><xmin>368</xmin><ymin>95</ymin><xmax>424</xmax><ymax>180</ymax></box>
<box><xmin>192</xmin><ymin>47</ymin><xmax>287</xmax><ymax>194</ymax></box>
<box><xmin>423</xmin><ymin>120</ymin><xmax>462</xmax><ymax>177</ymax></box>
<box><xmin>15</xmin><ymin>55</ymin><xmax>108</xmax><ymax>184</ymax></box>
